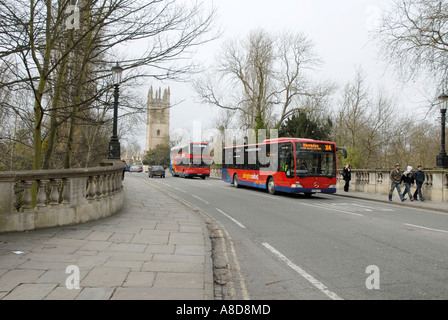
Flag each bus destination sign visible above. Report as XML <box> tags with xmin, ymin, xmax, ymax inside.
<box><xmin>297</xmin><ymin>143</ymin><xmax>333</xmax><ymax>152</ymax></box>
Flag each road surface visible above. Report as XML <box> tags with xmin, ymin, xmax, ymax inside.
<box><xmin>129</xmin><ymin>172</ymin><xmax>448</xmax><ymax>300</ymax></box>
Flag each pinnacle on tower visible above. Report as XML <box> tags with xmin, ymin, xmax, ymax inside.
<box><xmin>148</xmin><ymin>86</ymin><xmax>154</xmax><ymax>103</ymax></box>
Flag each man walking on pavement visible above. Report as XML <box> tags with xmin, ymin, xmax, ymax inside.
<box><xmin>389</xmin><ymin>163</ymin><xmax>406</xmax><ymax>202</ymax></box>
<box><xmin>401</xmin><ymin>165</ymin><xmax>414</xmax><ymax>201</ymax></box>
<box><xmin>413</xmin><ymin>165</ymin><xmax>425</xmax><ymax>201</ymax></box>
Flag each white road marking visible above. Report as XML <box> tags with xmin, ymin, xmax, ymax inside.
<box><xmin>262</xmin><ymin>243</ymin><xmax>343</xmax><ymax>300</ymax></box>
<box><xmin>350</xmin><ymin>203</ymin><xmax>373</xmax><ymax>211</ymax></box>
<box><xmin>216</xmin><ymin>208</ymin><xmax>246</xmax><ymax>229</ymax></box>
<box><xmin>192</xmin><ymin>195</ymin><xmax>210</xmax><ymax>204</ymax></box>
<box><xmin>256</xmin><ymin>194</ymin><xmax>280</xmax><ymax>200</ymax></box>
<box><xmin>202</xmin><ymin>182</ymin><xmax>213</xmax><ymax>186</ymax></box>
<box><xmin>300</xmin><ymin>202</ymin><xmax>364</xmax><ymax>217</ymax></box>
<box><xmin>350</xmin><ymin>203</ymin><xmax>395</xmax><ymax>212</ymax></box>
<box><xmin>405</xmin><ymin>223</ymin><xmax>448</xmax><ymax>235</ymax></box>
<box><xmin>174</xmin><ymin>187</ymin><xmax>186</xmax><ymax>193</ymax></box>
<box><xmin>161</xmin><ymin>182</ymin><xmax>171</xmax><ymax>187</ymax></box>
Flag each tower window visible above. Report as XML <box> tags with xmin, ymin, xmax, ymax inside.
<box><xmin>157</xmin><ymin>129</ymin><xmax>160</xmax><ymax>136</ymax></box>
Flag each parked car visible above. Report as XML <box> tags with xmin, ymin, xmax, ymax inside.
<box><xmin>130</xmin><ymin>164</ymin><xmax>143</xmax><ymax>172</ymax></box>
<box><xmin>149</xmin><ymin>165</ymin><xmax>165</xmax><ymax>178</ymax></box>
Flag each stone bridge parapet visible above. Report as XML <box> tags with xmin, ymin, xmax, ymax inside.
<box><xmin>337</xmin><ymin>169</ymin><xmax>447</xmax><ymax>202</ymax></box>
<box><xmin>0</xmin><ymin>161</ymin><xmax>125</xmax><ymax>233</ymax></box>
<box><xmin>209</xmin><ymin>167</ymin><xmax>447</xmax><ymax>202</ymax></box>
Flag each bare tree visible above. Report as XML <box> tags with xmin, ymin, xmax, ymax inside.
<box><xmin>376</xmin><ymin>0</ymin><xmax>448</xmax><ymax>84</ymax></box>
<box><xmin>193</xmin><ymin>29</ymin><xmax>334</xmax><ymax>133</ymax></box>
<box><xmin>0</xmin><ymin>0</ymin><xmax>218</xmax><ymax>170</ymax></box>
<box><xmin>333</xmin><ymin>68</ymin><xmax>395</xmax><ymax>168</ymax></box>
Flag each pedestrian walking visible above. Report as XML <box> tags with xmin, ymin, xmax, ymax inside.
<box><xmin>401</xmin><ymin>165</ymin><xmax>414</xmax><ymax>201</ymax></box>
<box><xmin>389</xmin><ymin>163</ymin><xmax>406</xmax><ymax>202</ymax></box>
<box><xmin>413</xmin><ymin>165</ymin><xmax>425</xmax><ymax>201</ymax></box>
<box><xmin>122</xmin><ymin>159</ymin><xmax>126</xmax><ymax>180</ymax></box>
<box><xmin>342</xmin><ymin>163</ymin><xmax>351</xmax><ymax>192</ymax></box>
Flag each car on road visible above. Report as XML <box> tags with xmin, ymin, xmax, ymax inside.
<box><xmin>149</xmin><ymin>165</ymin><xmax>166</xmax><ymax>178</ymax></box>
<box><xmin>130</xmin><ymin>164</ymin><xmax>143</xmax><ymax>172</ymax></box>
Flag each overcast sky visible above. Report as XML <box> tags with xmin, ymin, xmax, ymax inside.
<box><xmin>133</xmin><ymin>0</ymin><xmax>433</xmax><ymax>150</ymax></box>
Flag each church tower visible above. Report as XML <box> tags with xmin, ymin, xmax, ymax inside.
<box><xmin>146</xmin><ymin>86</ymin><xmax>170</xmax><ymax>151</ymax></box>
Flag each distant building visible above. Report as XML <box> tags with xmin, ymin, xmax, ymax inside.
<box><xmin>121</xmin><ymin>150</ymin><xmax>142</xmax><ymax>166</ymax></box>
<box><xmin>146</xmin><ymin>86</ymin><xmax>170</xmax><ymax>151</ymax></box>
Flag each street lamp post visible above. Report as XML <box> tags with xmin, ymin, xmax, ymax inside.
<box><xmin>108</xmin><ymin>62</ymin><xmax>123</xmax><ymax>160</ymax></box>
<box><xmin>436</xmin><ymin>91</ymin><xmax>448</xmax><ymax>169</ymax></box>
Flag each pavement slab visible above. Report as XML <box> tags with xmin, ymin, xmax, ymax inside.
<box><xmin>0</xmin><ymin>175</ymin><xmax>214</xmax><ymax>300</ymax></box>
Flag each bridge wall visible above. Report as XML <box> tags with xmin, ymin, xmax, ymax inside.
<box><xmin>0</xmin><ymin>161</ymin><xmax>125</xmax><ymax>233</ymax></box>
<box><xmin>210</xmin><ymin>168</ymin><xmax>448</xmax><ymax>202</ymax></box>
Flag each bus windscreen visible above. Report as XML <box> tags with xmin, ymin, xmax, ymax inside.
<box><xmin>295</xmin><ymin>142</ymin><xmax>336</xmax><ymax>177</ymax></box>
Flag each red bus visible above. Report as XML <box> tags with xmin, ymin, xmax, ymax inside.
<box><xmin>222</xmin><ymin>138</ymin><xmax>341</xmax><ymax>196</ymax></box>
<box><xmin>170</xmin><ymin>142</ymin><xmax>211</xmax><ymax>179</ymax></box>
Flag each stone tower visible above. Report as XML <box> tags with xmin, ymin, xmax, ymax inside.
<box><xmin>146</xmin><ymin>86</ymin><xmax>170</xmax><ymax>151</ymax></box>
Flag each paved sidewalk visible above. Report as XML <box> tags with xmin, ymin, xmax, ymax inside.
<box><xmin>333</xmin><ymin>188</ymin><xmax>448</xmax><ymax>214</ymax></box>
<box><xmin>0</xmin><ymin>175</ymin><xmax>214</xmax><ymax>300</ymax></box>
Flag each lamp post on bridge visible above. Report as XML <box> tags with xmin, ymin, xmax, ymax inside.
<box><xmin>436</xmin><ymin>91</ymin><xmax>448</xmax><ymax>169</ymax></box>
<box><xmin>108</xmin><ymin>62</ymin><xmax>123</xmax><ymax>160</ymax></box>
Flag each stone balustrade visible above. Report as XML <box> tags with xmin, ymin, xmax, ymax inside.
<box><xmin>0</xmin><ymin>161</ymin><xmax>125</xmax><ymax>233</ymax></box>
<box><xmin>337</xmin><ymin>169</ymin><xmax>448</xmax><ymax>202</ymax></box>
<box><xmin>209</xmin><ymin>167</ymin><xmax>448</xmax><ymax>202</ymax></box>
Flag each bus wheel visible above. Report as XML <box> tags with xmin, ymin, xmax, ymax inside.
<box><xmin>267</xmin><ymin>177</ymin><xmax>276</xmax><ymax>195</ymax></box>
<box><xmin>233</xmin><ymin>174</ymin><xmax>240</xmax><ymax>188</ymax></box>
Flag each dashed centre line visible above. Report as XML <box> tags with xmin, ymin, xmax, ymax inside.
<box><xmin>405</xmin><ymin>223</ymin><xmax>448</xmax><ymax>235</ymax></box>
<box><xmin>262</xmin><ymin>243</ymin><xmax>343</xmax><ymax>300</ymax></box>
<box><xmin>216</xmin><ymin>208</ymin><xmax>246</xmax><ymax>229</ymax></box>
<box><xmin>192</xmin><ymin>195</ymin><xmax>210</xmax><ymax>204</ymax></box>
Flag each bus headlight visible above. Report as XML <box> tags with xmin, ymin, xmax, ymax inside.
<box><xmin>291</xmin><ymin>184</ymin><xmax>302</xmax><ymax>188</ymax></box>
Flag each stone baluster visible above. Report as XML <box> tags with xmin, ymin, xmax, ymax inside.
<box><xmin>95</xmin><ymin>175</ymin><xmax>102</xmax><ymax>200</ymax></box>
<box><xmin>61</xmin><ymin>178</ymin><xmax>70</xmax><ymax>205</ymax></box>
<box><xmin>111</xmin><ymin>173</ymin><xmax>117</xmax><ymax>194</ymax></box>
<box><xmin>426</xmin><ymin>174</ymin><xmax>433</xmax><ymax>188</ymax></box>
<box><xmin>118</xmin><ymin>172</ymin><xmax>123</xmax><ymax>190</ymax></box>
<box><xmin>36</xmin><ymin>179</ymin><xmax>49</xmax><ymax>208</ymax></box>
<box><xmin>101</xmin><ymin>175</ymin><xmax>107</xmax><ymax>198</ymax></box>
<box><xmin>21</xmin><ymin>180</ymin><xmax>33</xmax><ymax>212</ymax></box>
<box><xmin>87</xmin><ymin>176</ymin><xmax>95</xmax><ymax>201</ymax></box>
<box><xmin>49</xmin><ymin>179</ymin><xmax>60</xmax><ymax>207</ymax></box>
<box><xmin>106</xmin><ymin>174</ymin><xmax>112</xmax><ymax>197</ymax></box>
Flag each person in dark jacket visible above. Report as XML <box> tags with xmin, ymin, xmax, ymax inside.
<box><xmin>400</xmin><ymin>165</ymin><xmax>414</xmax><ymax>201</ymax></box>
<box><xmin>342</xmin><ymin>163</ymin><xmax>351</xmax><ymax>192</ymax></box>
<box><xmin>412</xmin><ymin>165</ymin><xmax>425</xmax><ymax>201</ymax></box>
<box><xmin>389</xmin><ymin>163</ymin><xmax>405</xmax><ymax>202</ymax></box>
